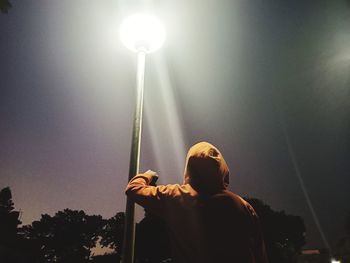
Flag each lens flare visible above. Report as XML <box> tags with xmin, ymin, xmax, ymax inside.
<box><xmin>120</xmin><ymin>14</ymin><xmax>166</xmax><ymax>53</ymax></box>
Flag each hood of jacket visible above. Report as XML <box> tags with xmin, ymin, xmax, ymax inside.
<box><xmin>183</xmin><ymin>142</ymin><xmax>230</xmax><ymax>194</ymax></box>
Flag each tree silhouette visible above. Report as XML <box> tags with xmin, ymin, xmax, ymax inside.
<box><xmin>0</xmin><ymin>187</ymin><xmax>24</xmax><ymax>262</ymax></box>
<box><xmin>0</xmin><ymin>187</ymin><xmax>21</xmax><ymax>243</ymax></box>
<box><xmin>0</xmin><ymin>187</ymin><xmax>21</xmax><ymax>262</ymax></box>
<box><xmin>245</xmin><ymin>198</ymin><xmax>306</xmax><ymax>263</ymax></box>
<box><xmin>99</xmin><ymin>212</ymin><xmax>124</xmax><ymax>258</ymax></box>
<box><xmin>21</xmin><ymin>209</ymin><xmax>104</xmax><ymax>262</ymax></box>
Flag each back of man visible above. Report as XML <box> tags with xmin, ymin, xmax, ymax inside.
<box><xmin>125</xmin><ymin>142</ymin><xmax>268</xmax><ymax>263</ymax></box>
<box><xmin>198</xmin><ymin>191</ymin><xmax>267</xmax><ymax>263</ymax></box>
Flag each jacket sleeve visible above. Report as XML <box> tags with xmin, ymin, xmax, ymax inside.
<box><xmin>125</xmin><ymin>172</ymin><xmax>175</xmax><ymax>216</ymax></box>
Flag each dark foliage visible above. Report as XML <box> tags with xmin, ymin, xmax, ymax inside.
<box><xmin>21</xmin><ymin>209</ymin><xmax>104</xmax><ymax>262</ymax></box>
<box><xmin>100</xmin><ymin>212</ymin><xmax>125</xmax><ymax>253</ymax></box>
<box><xmin>0</xmin><ymin>187</ymin><xmax>23</xmax><ymax>262</ymax></box>
<box><xmin>245</xmin><ymin>198</ymin><xmax>306</xmax><ymax>263</ymax></box>
<box><xmin>91</xmin><ymin>253</ymin><xmax>120</xmax><ymax>263</ymax></box>
<box><xmin>0</xmin><ymin>187</ymin><xmax>21</xmax><ymax>243</ymax></box>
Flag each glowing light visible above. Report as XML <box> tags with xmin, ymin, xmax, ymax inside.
<box><xmin>331</xmin><ymin>259</ymin><xmax>341</xmax><ymax>263</ymax></box>
<box><xmin>120</xmin><ymin>14</ymin><xmax>166</xmax><ymax>53</ymax></box>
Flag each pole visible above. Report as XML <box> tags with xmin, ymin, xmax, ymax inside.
<box><xmin>122</xmin><ymin>51</ymin><xmax>146</xmax><ymax>263</ymax></box>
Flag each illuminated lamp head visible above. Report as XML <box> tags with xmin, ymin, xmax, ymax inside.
<box><xmin>120</xmin><ymin>13</ymin><xmax>166</xmax><ymax>53</ymax></box>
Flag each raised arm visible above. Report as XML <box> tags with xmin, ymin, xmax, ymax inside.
<box><xmin>125</xmin><ymin>171</ymin><xmax>167</xmax><ymax>215</ymax></box>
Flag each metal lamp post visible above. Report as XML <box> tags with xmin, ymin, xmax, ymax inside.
<box><xmin>120</xmin><ymin>14</ymin><xmax>165</xmax><ymax>263</ymax></box>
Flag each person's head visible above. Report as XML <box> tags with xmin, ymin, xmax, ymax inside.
<box><xmin>183</xmin><ymin>142</ymin><xmax>229</xmax><ymax>194</ymax></box>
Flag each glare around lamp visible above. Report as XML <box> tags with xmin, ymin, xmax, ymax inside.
<box><xmin>120</xmin><ymin>14</ymin><xmax>166</xmax><ymax>53</ymax></box>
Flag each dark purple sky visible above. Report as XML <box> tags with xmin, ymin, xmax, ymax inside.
<box><xmin>1</xmin><ymin>0</ymin><xmax>349</xmax><ymax>250</ymax></box>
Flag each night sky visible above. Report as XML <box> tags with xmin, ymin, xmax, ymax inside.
<box><xmin>1</xmin><ymin>0</ymin><xmax>349</xmax><ymax>250</ymax></box>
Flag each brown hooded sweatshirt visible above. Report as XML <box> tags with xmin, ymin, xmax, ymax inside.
<box><xmin>126</xmin><ymin>142</ymin><xmax>268</xmax><ymax>263</ymax></box>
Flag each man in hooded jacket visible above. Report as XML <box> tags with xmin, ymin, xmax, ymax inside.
<box><xmin>126</xmin><ymin>141</ymin><xmax>268</xmax><ymax>263</ymax></box>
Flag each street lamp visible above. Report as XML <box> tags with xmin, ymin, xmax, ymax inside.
<box><xmin>120</xmin><ymin>14</ymin><xmax>165</xmax><ymax>263</ymax></box>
